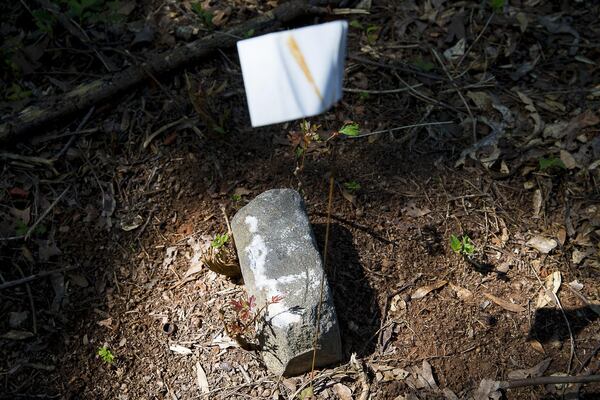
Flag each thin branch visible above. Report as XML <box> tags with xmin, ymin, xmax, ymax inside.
<box><xmin>0</xmin><ymin>265</ymin><xmax>77</xmax><ymax>290</ymax></box>
<box><xmin>502</xmin><ymin>374</ymin><xmax>600</xmax><ymax>389</ymax></box>
<box><xmin>457</xmin><ymin>11</ymin><xmax>495</xmax><ymax>68</ymax></box>
<box><xmin>25</xmin><ymin>185</ymin><xmax>70</xmax><ymax>240</ymax></box>
<box><xmin>349</xmin><ymin>121</ymin><xmax>453</xmax><ymax>138</ymax></box>
<box><xmin>343</xmin><ymin>85</ymin><xmax>423</xmax><ymax>94</ymax></box>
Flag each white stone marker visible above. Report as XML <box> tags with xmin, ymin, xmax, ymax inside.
<box><xmin>231</xmin><ymin>189</ymin><xmax>342</xmax><ymax>375</ymax></box>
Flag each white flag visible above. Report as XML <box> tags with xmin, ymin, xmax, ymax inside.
<box><xmin>237</xmin><ymin>21</ymin><xmax>348</xmax><ymax>127</ymax></box>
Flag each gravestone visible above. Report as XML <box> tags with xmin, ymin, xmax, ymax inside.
<box><xmin>231</xmin><ymin>189</ymin><xmax>342</xmax><ymax>376</ymax></box>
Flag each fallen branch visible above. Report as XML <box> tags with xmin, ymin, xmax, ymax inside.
<box><xmin>0</xmin><ymin>265</ymin><xmax>77</xmax><ymax>290</ymax></box>
<box><xmin>501</xmin><ymin>374</ymin><xmax>600</xmax><ymax>389</ymax></box>
<box><xmin>0</xmin><ymin>0</ymin><xmax>325</xmax><ymax>144</ymax></box>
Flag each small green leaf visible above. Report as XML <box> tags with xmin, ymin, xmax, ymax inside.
<box><xmin>339</xmin><ymin>122</ymin><xmax>360</xmax><ymax>137</ymax></box>
<box><xmin>358</xmin><ymin>91</ymin><xmax>370</xmax><ymax>101</ymax></box>
<box><xmin>366</xmin><ymin>25</ymin><xmax>379</xmax><ymax>44</ymax></box>
<box><xmin>191</xmin><ymin>2</ymin><xmax>213</xmax><ymax>26</ymax></box>
<box><xmin>97</xmin><ymin>346</ymin><xmax>115</xmax><ymax>364</ymax></box>
<box><xmin>413</xmin><ymin>58</ymin><xmax>435</xmax><ymax>72</ymax></box>
<box><xmin>244</xmin><ymin>29</ymin><xmax>255</xmax><ymax>38</ymax></box>
<box><xmin>489</xmin><ymin>0</ymin><xmax>505</xmax><ymax>12</ymax></box>
<box><xmin>231</xmin><ymin>194</ymin><xmax>241</xmax><ymax>202</ymax></box>
<box><xmin>450</xmin><ymin>234</ymin><xmax>462</xmax><ymax>253</ymax></box>
<box><xmin>344</xmin><ymin>181</ymin><xmax>361</xmax><ymax>192</ymax></box>
<box><xmin>298</xmin><ymin>386</ymin><xmax>313</xmax><ymax>400</ymax></box>
<box><xmin>32</xmin><ymin>9</ymin><xmax>55</xmax><ymax>34</ymax></box>
<box><xmin>461</xmin><ymin>236</ymin><xmax>475</xmax><ymax>255</ymax></box>
<box><xmin>211</xmin><ymin>233</ymin><xmax>229</xmax><ymax>249</ymax></box>
<box><xmin>15</xmin><ymin>220</ymin><xmax>28</xmax><ymax>236</ymax></box>
<box><xmin>539</xmin><ymin>157</ymin><xmax>566</xmax><ymax>171</ymax></box>
<box><xmin>6</xmin><ymin>83</ymin><xmax>32</xmax><ymax>101</ymax></box>
<box><xmin>349</xmin><ymin>19</ymin><xmax>363</xmax><ymax>29</ymax></box>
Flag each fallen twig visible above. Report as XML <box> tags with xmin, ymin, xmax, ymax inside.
<box><xmin>25</xmin><ymin>186</ymin><xmax>70</xmax><ymax>240</ymax></box>
<box><xmin>501</xmin><ymin>374</ymin><xmax>600</xmax><ymax>389</ymax></box>
<box><xmin>0</xmin><ymin>265</ymin><xmax>77</xmax><ymax>290</ymax></box>
<box><xmin>349</xmin><ymin>121</ymin><xmax>454</xmax><ymax>138</ymax></box>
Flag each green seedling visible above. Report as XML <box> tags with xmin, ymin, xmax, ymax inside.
<box><xmin>191</xmin><ymin>2</ymin><xmax>213</xmax><ymax>27</ymax></box>
<box><xmin>344</xmin><ymin>181</ymin><xmax>361</xmax><ymax>192</ymax></box>
<box><xmin>358</xmin><ymin>91</ymin><xmax>370</xmax><ymax>101</ymax></box>
<box><xmin>64</xmin><ymin>0</ymin><xmax>105</xmax><ymax>23</ymax></box>
<box><xmin>339</xmin><ymin>122</ymin><xmax>360</xmax><ymax>137</ymax></box>
<box><xmin>97</xmin><ymin>346</ymin><xmax>115</xmax><ymax>364</ymax></box>
<box><xmin>6</xmin><ymin>83</ymin><xmax>32</xmax><ymax>101</ymax></box>
<box><xmin>366</xmin><ymin>25</ymin><xmax>379</xmax><ymax>45</ymax></box>
<box><xmin>489</xmin><ymin>0</ymin><xmax>505</xmax><ymax>12</ymax></box>
<box><xmin>539</xmin><ymin>157</ymin><xmax>566</xmax><ymax>171</ymax></box>
<box><xmin>413</xmin><ymin>58</ymin><xmax>435</xmax><ymax>72</ymax></box>
<box><xmin>450</xmin><ymin>234</ymin><xmax>475</xmax><ymax>255</ymax></box>
<box><xmin>244</xmin><ymin>29</ymin><xmax>255</xmax><ymax>38</ymax></box>
<box><xmin>349</xmin><ymin>20</ymin><xmax>363</xmax><ymax>30</ymax></box>
<box><xmin>211</xmin><ymin>233</ymin><xmax>229</xmax><ymax>249</ymax></box>
<box><xmin>32</xmin><ymin>9</ymin><xmax>56</xmax><ymax>34</ymax></box>
<box><xmin>231</xmin><ymin>194</ymin><xmax>242</xmax><ymax>202</ymax></box>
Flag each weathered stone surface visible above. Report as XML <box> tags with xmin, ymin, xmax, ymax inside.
<box><xmin>231</xmin><ymin>189</ymin><xmax>342</xmax><ymax>376</ymax></box>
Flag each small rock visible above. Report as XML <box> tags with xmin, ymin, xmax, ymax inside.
<box><xmin>231</xmin><ymin>189</ymin><xmax>342</xmax><ymax>376</ymax></box>
<box><xmin>526</xmin><ymin>236</ymin><xmax>557</xmax><ymax>254</ymax></box>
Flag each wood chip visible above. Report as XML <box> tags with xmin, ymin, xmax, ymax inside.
<box><xmin>169</xmin><ymin>344</ymin><xmax>192</xmax><ymax>355</ymax></box>
<box><xmin>195</xmin><ymin>362</ymin><xmax>209</xmax><ymax>393</ymax></box>
<box><xmin>483</xmin><ymin>293</ymin><xmax>525</xmax><ymax>313</ymax></box>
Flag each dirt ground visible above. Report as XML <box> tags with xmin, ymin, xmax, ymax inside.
<box><xmin>1</xmin><ymin>0</ymin><xmax>599</xmax><ymax>399</ymax></box>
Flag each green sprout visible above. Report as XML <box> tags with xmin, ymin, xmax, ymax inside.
<box><xmin>339</xmin><ymin>122</ymin><xmax>360</xmax><ymax>137</ymax></box>
<box><xmin>366</xmin><ymin>25</ymin><xmax>379</xmax><ymax>44</ymax></box>
<box><xmin>211</xmin><ymin>233</ymin><xmax>229</xmax><ymax>249</ymax></box>
<box><xmin>6</xmin><ymin>83</ymin><xmax>32</xmax><ymax>101</ymax></box>
<box><xmin>231</xmin><ymin>194</ymin><xmax>241</xmax><ymax>202</ymax></box>
<box><xmin>358</xmin><ymin>91</ymin><xmax>370</xmax><ymax>101</ymax></box>
<box><xmin>344</xmin><ymin>181</ymin><xmax>361</xmax><ymax>192</ymax></box>
<box><xmin>489</xmin><ymin>0</ymin><xmax>505</xmax><ymax>12</ymax></box>
<box><xmin>191</xmin><ymin>2</ymin><xmax>213</xmax><ymax>27</ymax></box>
<box><xmin>539</xmin><ymin>157</ymin><xmax>566</xmax><ymax>171</ymax></box>
<box><xmin>244</xmin><ymin>29</ymin><xmax>255</xmax><ymax>38</ymax></box>
<box><xmin>32</xmin><ymin>9</ymin><xmax>56</xmax><ymax>34</ymax></box>
<box><xmin>349</xmin><ymin>20</ymin><xmax>363</xmax><ymax>30</ymax></box>
<box><xmin>97</xmin><ymin>346</ymin><xmax>115</xmax><ymax>364</ymax></box>
<box><xmin>450</xmin><ymin>234</ymin><xmax>475</xmax><ymax>255</ymax></box>
<box><xmin>413</xmin><ymin>58</ymin><xmax>435</xmax><ymax>72</ymax></box>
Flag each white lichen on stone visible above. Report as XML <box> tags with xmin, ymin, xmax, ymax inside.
<box><xmin>244</xmin><ymin>216</ymin><xmax>303</xmax><ymax>328</ymax></box>
<box><xmin>245</xmin><ymin>215</ymin><xmax>258</xmax><ymax>233</ymax></box>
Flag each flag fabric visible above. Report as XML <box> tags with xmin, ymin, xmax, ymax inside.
<box><xmin>237</xmin><ymin>21</ymin><xmax>348</xmax><ymax>127</ymax></box>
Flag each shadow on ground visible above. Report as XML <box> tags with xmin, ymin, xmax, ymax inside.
<box><xmin>313</xmin><ymin>223</ymin><xmax>381</xmax><ymax>360</ymax></box>
<box><xmin>528</xmin><ymin>307</ymin><xmax>599</xmax><ymax>343</ymax></box>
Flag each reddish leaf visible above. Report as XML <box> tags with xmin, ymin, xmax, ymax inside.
<box><xmin>9</xmin><ymin>187</ymin><xmax>29</xmax><ymax>198</ymax></box>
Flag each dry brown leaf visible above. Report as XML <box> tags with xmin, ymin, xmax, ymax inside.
<box><xmin>450</xmin><ymin>283</ymin><xmax>473</xmax><ymax>301</ymax></box>
<box><xmin>529</xmin><ymin>339</ymin><xmax>545</xmax><ymax>354</ymax></box>
<box><xmin>536</xmin><ymin>271</ymin><xmax>561</xmax><ymax>309</ymax></box>
<box><xmin>516</xmin><ymin>91</ymin><xmax>543</xmax><ymax>135</ymax></box>
<box><xmin>403</xmin><ymin>200</ymin><xmax>431</xmax><ymax>217</ymax></box>
<box><xmin>195</xmin><ymin>362</ymin><xmax>210</xmax><ymax>393</ymax></box>
<box><xmin>483</xmin><ymin>293</ymin><xmax>525</xmax><ymax>313</ymax></box>
<box><xmin>233</xmin><ymin>187</ymin><xmax>252</xmax><ymax>197</ymax></box>
<box><xmin>332</xmin><ymin>383</ymin><xmax>352</xmax><ymax>400</ymax></box>
<box><xmin>508</xmin><ymin>358</ymin><xmax>551</xmax><ymax>380</ymax></box>
<box><xmin>411</xmin><ymin>280</ymin><xmax>447</xmax><ymax>300</ymax></box>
